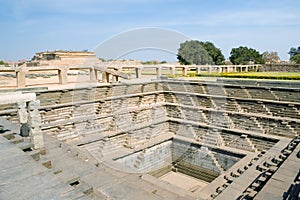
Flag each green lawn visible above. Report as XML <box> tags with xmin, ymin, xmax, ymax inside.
<box><xmin>223</xmin><ymin>72</ymin><xmax>300</xmax><ymax>76</ymax></box>
<box><xmin>193</xmin><ymin>71</ymin><xmax>300</xmax><ymax>80</ymax></box>
<box><xmin>124</xmin><ymin>69</ymin><xmax>300</xmax><ymax>80</ymax></box>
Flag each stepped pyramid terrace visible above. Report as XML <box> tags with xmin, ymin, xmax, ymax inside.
<box><xmin>0</xmin><ymin>77</ymin><xmax>299</xmax><ymax>199</ymax></box>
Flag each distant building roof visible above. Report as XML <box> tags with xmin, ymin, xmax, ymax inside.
<box><xmin>32</xmin><ymin>50</ymin><xmax>96</xmax><ymax>61</ymax></box>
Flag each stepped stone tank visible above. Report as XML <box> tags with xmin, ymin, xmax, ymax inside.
<box><xmin>0</xmin><ymin>78</ymin><xmax>299</xmax><ymax>199</ymax></box>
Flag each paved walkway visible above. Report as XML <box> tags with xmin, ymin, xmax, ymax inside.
<box><xmin>0</xmin><ymin>135</ymin><xmax>88</xmax><ymax>200</ymax></box>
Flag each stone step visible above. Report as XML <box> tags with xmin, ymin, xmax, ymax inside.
<box><xmin>16</xmin><ymin>141</ymin><xmax>34</xmax><ymax>151</ymax></box>
<box><xmin>26</xmin><ymin>149</ymin><xmax>41</xmax><ymax>161</ymax></box>
<box><xmin>1</xmin><ymin>131</ymin><xmax>15</xmax><ymax>140</ymax></box>
<box><xmin>9</xmin><ymin>136</ymin><xmax>25</xmax><ymax>144</ymax></box>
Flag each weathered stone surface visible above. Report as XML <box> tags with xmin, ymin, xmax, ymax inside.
<box><xmin>17</xmin><ymin>101</ymin><xmax>28</xmax><ymax>123</ymax></box>
<box><xmin>0</xmin><ymin>79</ymin><xmax>300</xmax><ymax>200</ymax></box>
<box><xmin>27</xmin><ymin>100</ymin><xmax>44</xmax><ymax>149</ymax></box>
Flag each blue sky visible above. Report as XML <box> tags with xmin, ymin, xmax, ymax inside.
<box><xmin>0</xmin><ymin>0</ymin><xmax>299</xmax><ymax>61</ymax></box>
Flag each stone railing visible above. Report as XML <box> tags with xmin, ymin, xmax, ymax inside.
<box><xmin>0</xmin><ymin>65</ymin><xmax>130</xmax><ymax>88</ymax></box>
<box><xmin>125</xmin><ymin>64</ymin><xmax>261</xmax><ymax>78</ymax></box>
<box><xmin>0</xmin><ymin>64</ymin><xmax>261</xmax><ymax>88</ymax></box>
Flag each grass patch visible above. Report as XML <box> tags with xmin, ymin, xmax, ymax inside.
<box><xmin>195</xmin><ymin>72</ymin><xmax>300</xmax><ymax>80</ymax></box>
<box><xmin>123</xmin><ymin>69</ymin><xmax>300</xmax><ymax>80</ymax></box>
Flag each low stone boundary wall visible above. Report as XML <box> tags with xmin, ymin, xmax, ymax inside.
<box><xmin>260</xmin><ymin>64</ymin><xmax>300</xmax><ymax>72</ymax></box>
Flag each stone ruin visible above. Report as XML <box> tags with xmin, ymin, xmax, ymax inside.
<box><xmin>0</xmin><ymin>78</ymin><xmax>299</xmax><ymax>199</ymax></box>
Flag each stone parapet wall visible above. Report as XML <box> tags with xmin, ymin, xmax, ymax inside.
<box><xmin>260</xmin><ymin>64</ymin><xmax>300</xmax><ymax>72</ymax></box>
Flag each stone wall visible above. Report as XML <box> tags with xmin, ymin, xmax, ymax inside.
<box><xmin>116</xmin><ymin>140</ymin><xmax>172</xmax><ymax>173</ymax></box>
<box><xmin>116</xmin><ymin>138</ymin><xmax>244</xmax><ymax>182</ymax></box>
<box><xmin>260</xmin><ymin>64</ymin><xmax>300</xmax><ymax>72</ymax></box>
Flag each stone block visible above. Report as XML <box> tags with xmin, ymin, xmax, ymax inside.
<box><xmin>17</xmin><ymin>102</ymin><xmax>28</xmax><ymax>124</ymax></box>
<box><xmin>28</xmin><ymin>100</ymin><xmax>40</xmax><ymax>111</ymax></box>
<box><xmin>27</xmin><ymin>150</ymin><xmax>40</xmax><ymax>161</ymax></box>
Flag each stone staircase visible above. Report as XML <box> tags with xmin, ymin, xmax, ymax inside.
<box><xmin>270</xmin><ymin>90</ymin><xmax>279</xmax><ymax>100</ymax></box>
<box><xmin>252</xmin><ymin>117</ymin><xmax>265</xmax><ymax>133</ymax></box>
<box><xmin>0</xmin><ymin>117</ymin><xmax>101</xmax><ymax>199</ymax></box>
<box><xmin>243</xmin><ymin>88</ymin><xmax>252</xmax><ymax>98</ymax></box>
<box><xmin>244</xmin><ymin>136</ymin><xmax>258</xmax><ymax>152</ymax></box>
<box><xmin>225</xmin><ymin>113</ymin><xmax>235</xmax><ymax>129</ymax></box>
<box><xmin>199</xmin><ymin>129</ymin><xmax>224</xmax><ymax>147</ymax></box>
<box><xmin>199</xmin><ymin>110</ymin><xmax>209</xmax><ymax>123</ymax></box>
<box><xmin>262</xmin><ymin>103</ymin><xmax>273</xmax><ymax>115</ymax></box>
<box><xmin>83</xmin><ymin>137</ymin><xmax>124</xmax><ymax>158</ymax></box>
<box><xmin>115</xmin><ymin>113</ymin><xmax>134</xmax><ymax>131</ymax></box>
<box><xmin>207</xmin><ymin>150</ymin><xmax>225</xmax><ymax>173</ymax></box>
<box><xmin>133</xmin><ymin>150</ymin><xmax>146</xmax><ymax>169</ymax></box>
<box><xmin>82</xmin><ymin>140</ymin><xmax>104</xmax><ymax>159</ymax></box>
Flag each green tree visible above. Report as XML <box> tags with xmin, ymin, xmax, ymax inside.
<box><xmin>229</xmin><ymin>46</ymin><xmax>264</xmax><ymax>65</ymax></box>
<box><xmin>288</xmin><ymin>46</ymin><xmax>300</xmax><ymax>57</ymax></box>
<box><xmin>177</xmin><ymin>40</ymin><xmax>225</xmax><ymax>65</ymax></box>
<box><xmin>200</xmin><ymin>41</ymin><xmax>225</xmax><ymax>65</ymax></box>
<box><xmin>289</xmin><ymin>46</ymin><xmax>300</xmax><ymax>64</ymax></box>
<box><xmin>290</xmin><ymin>54</ymin><xmax>300</xmax><ymax>64</ymax></box>
<box><xmin>262</xmin><ymin>51</ymin><xmax>280</xmax><ymax>63</ymax></box>
<box><xmin>0</xmin><ymin>60</ymin><xmax>7</xmax><ymax>65</ymax></box>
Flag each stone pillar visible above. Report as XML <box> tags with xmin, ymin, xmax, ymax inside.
<box><xmin>256</xmin><ymin>65</ymin><xmax>260</xmax><ymax>72</ymax></box>
<box><xmin>102</xmin><ymin>72</ymin><xmax>107</xmax><ymax>83</ymax></box>
<box><xmin>225</xmin><ymin>67</ymin><xmax>229</xmax><ymax>73</ymax></box>
<box><xmin>106</xmin><ymin>72</ymin><xmax>110</xmax><ymax>82</ymax></box>
<box><xmin>90</xmin><ymin>68</ymin><xmax>97</xmax><ymax>82</ymax></box>
<box><xmin>16</xmin><ymin>69</ymin><xmax>26</xmax><ymax>88</ymax></box>
<box><xmin>156</xmin><ymin>67</ymin><xmax>162</xmax><ymax>77</ymax></box>
<box><xmin>218</xmin><ymin>67</ymin><xmax>222</xmax><ymax>73</ymax></box>
<box><xmin>208</xmin><ymin>65</ymin><xmax>212</xmax><ymax>74</ymax></box>
<box><xmin>102</xmin><ymin>72</ymin><xmax>110</xmax><ymax>83</ymax></box>
<box><xmin>58</xmin><ymin>68</ymin><xmax>68</xmax><ymax>84</ymax></box>
<box><xmin>237</xmin><ymin>66</ymin><xmax>241</xmax><ymax>72</ymax></box>
<box><xmin>112</xmin><ymin>75</ymin><xmax>119</xmax><ymax>82</ymax></box>
<box><xmin>17</xmin><ymin>101</ymin><xmax>28</xmax><ymax>124</ymax></box>
<box><xmin>233</xmin><ymin>66</ymin><xmax>237</xmax><ymax>73</ymax></box>
<box><xmin>135</xmin><ymin>67</ymin><xmax>142</xmax><ymax>78</ymax></box>
<box><xmin>245</xmin><ymin>66</ymin><xmax>248</xmax><ymax>72</ymax></box>
<box><xmin>196</xmin><ymin>67</ymin><xmax>201</xmax><ymax>74</ymax></box>
<box><xmin>182</xmin><ymin>67</ymin><xmax>187</xmax><ymax>76</ymax></box>
<box><xmin>27</xmin><ymin>100</ymin><xmax>44</xmax><ymax>150</ymax></box>
<box><xmin>170</xmin><ymin>67</ymin><xmax>176</xmax><ymax>75</ymax></box>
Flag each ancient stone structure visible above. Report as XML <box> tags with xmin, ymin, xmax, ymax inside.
<box><xmin>30</xmin><ymin>50</ymin><xmax>99</xmax><ymax>66</ymax></box>
<box><xmin>27</xmin><ymin>100</ymin><xmax>44</xmax><ymax>149</ymax></box>
<box><xmin>0</xmin><ymin>65</ymin><xmax>129</xmax><ymax>87</ymax></box>
<box><xmin>0</xmin><ymin>63</ymin><xmax>261</xmax><ymax>89</ymax></box>
<box><xmin>1</xmin><ymin>92</ymin><xmax>44</xmax><ymax>150</ymax></box>
<box><xmin>0</xmin><ymin>79</ymin><xmax>299</xmax><ymax>199</ymax></box>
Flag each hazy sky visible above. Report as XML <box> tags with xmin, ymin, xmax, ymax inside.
<box><xmin>1</xmin><ymin>0</ymin><xmax>299</xmax><ymax>61</ymax></box>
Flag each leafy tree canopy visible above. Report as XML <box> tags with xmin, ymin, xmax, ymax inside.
<box><xmin>288</xmin><ymin>46</ymin><xmax>300</xmax><ymax>57</ymax></box>
<box><xmin>290</xmin><ymin>54</ymin><xmax>300</xmax><ymax>64</ymax></box>
<box><xmin>177</xmin><ymin>40</ymin><xmax>225</xmax><ymax>65</ymax></box>
<box><xmin>229</xmin><ymin>46</ymin><xmax>265</xmax><ymax>65</ymax></box>
<box><xmin>289</xmin><ymin>46</ymin><xmax>300</xmax><ymax>64</ymax></box>
<box><xmin>262</xmin><ymin>51</ymin><xmax>280</xmax><ymax>63</ymax></box>
<box><xmin>0</xmin><ymin>60</ymin><xmax>8</xmax><ymax>65</ymax></box>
